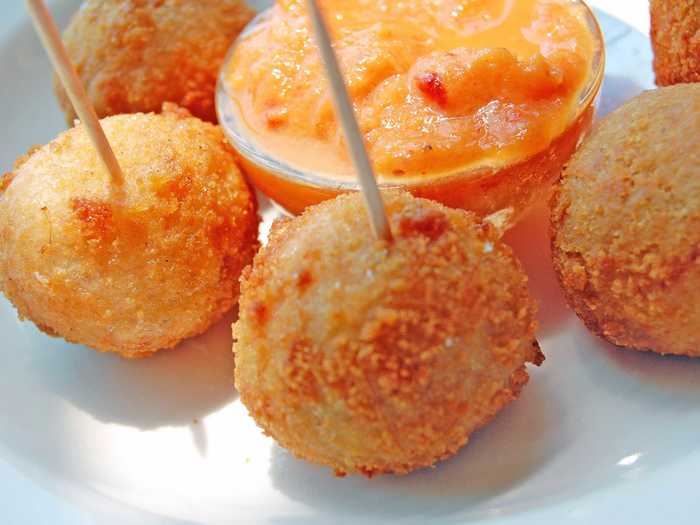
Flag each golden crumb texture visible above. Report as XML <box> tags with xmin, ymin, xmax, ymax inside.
<box><xmin>234</xmin><ymin>190</ymin><xmax>542</xmax><ymax>477</ymax></box>
<box><xmin>0</xmin><ymin>109</ymin><xmax>259</xmax><ymax>357</ymax></box>
<box><xmin>551</xmin><ymin>84</ymin><xmax>700</xmax><ymax>357</ymax></box>
<box><xmin>651</xmin><ymin>0</ymin><xmax>700</xmax><ymax>85</ymax></box>
<box><xmin>55</xmin><ymin>0</ymin><xmax>255</xmax><ymax>123</ymax></box>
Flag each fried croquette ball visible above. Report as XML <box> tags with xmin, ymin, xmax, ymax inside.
<box><xmin>551</xmin><ymin>84</ymin><xmax>700</xmax><ymax>357</ymax></box>
<box><xmin>55</xmin><ymin>0</ymin><xmax>255</xmax><ymax>124</ymax></box>
<box><xmin>234</xmin><ymin>191</ymin><xmax>543</xmax><ymax>477</ymax></box>
<box><xmin>0</xmin><ymin>108</ymin><xmax>259</xmax><ymax>358</ymax></box>
<box><xmin>651</xmin><ymin>0</ymin><xmax>700</xmax><ymax>85</ymax></box>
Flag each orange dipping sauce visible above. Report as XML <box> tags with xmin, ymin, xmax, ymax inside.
<box><xmin>220</xmin><ymin>0</ymin><xmax>602</xmax><ymax>218</ymax></box>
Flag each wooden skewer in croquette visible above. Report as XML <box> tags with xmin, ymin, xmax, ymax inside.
<box><xmin>0</xmin><ymin>107</ymin><xmax>259</xmax><ymax>358</ymax></box>
<box><xmin>1</xmin><ymin>2</ymin><xmax>259</xmax><ymax>358</ymax></box>
<box><xmin>234</xmin><ymin>190</ymin><xmax>544</xmax><ymax>476</ymax></box>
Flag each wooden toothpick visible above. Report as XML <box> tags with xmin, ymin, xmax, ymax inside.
<box><xmin>25</xmin><ymin>0</ymin><xmax>125</xmax><ymax>188</ymax></box>
<box><xmin>305</xmin><ymin>0</ymin><xmax>392</xmax><ymax>242</ymax></box>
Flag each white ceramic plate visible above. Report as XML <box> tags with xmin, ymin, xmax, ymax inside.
<box><xmin>2</xmin><ymin>1</ymin><xmax>699</xmax><ymax>524</ymax></box>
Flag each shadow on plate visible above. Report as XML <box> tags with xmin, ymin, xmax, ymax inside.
<box><xmin>268</xmin><ymin>378</ymin><xmax>566</xmax><ymax>522</ymax></box>
<box><xmin>594</xmin><ymin>8</ymin><xmax>655</xmax><ymax>118</ymax></box>
<box><xmin>598</xmin><ymin>74</ymin><xmax>647</xmax><ymax>118</ymax></box>
<box><xmin>28</xmin><ymin>309</ymin><xmax>238</xmax><ymax>431</ymax></box>
<box><xmin>504</xmin><ymin>201</ymin><xmax>572</xmax><ymax>339</ymax></box>
<box><xmin>579</xmin><ymin>325</ymin><xmax>700</xmax><ymax>404</ymax></box>
<box><xmin>564</xmin><ymin>323</ymin><xmax>700</xmax><ymax>482</ymax></box>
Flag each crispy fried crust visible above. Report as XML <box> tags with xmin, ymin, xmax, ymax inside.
<box><xmin>0</xmin><ymin>109</ymin><xmax>259</xmax><ymax>357</ymax></box>
<box><xmin>55</xmin><ymin>0</ymin><xmax>254</xmax><ymax>124</ymax></box>
<box><xmin>650</xmin><ymin>0</ymin><xmax>700</xmax><ymax>85</ymax></box>
<box><xmin>551</xmin><ymin>84</ymin><xmax>700</xmax><ymax>357</ymax></box>
<box><xmin>234</xmin><ymin>191</ymin><xmax>542</xmax><ymax>476</ymax></box>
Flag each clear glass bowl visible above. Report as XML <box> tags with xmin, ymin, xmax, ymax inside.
<box><xmin>216</xmin><ymin>1</ymin><xmax>605</xmax><ymax>221</ymax></box>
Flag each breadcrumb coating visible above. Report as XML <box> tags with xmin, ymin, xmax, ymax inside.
<box><xmin>55</xmin><ymin>0</ymin><xmax>254</xmax><ymax>124</ymax></box>
<box><xmin>651</xmin><ymin>0</ymin><xmax>700</xmax><ymax>85</ymax></box>
<box><xmin>234</xmin><ymin>191</ymin><xmax>542</xmax><ymax>476</ymax></box>
<box><xmin>551</xmin><ymin>84</ymin><xmax>700</xmax><ymax>357</ymax></box>
<box><xmin>0</xmin><ymin>108</ymin><xmax>259</xmax><ymax>357</ymax></box>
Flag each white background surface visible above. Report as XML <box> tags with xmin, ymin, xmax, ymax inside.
<box><xmin>2</xmin><ymin>1</ymin><xmax>699</xmax><ymax>524</ymax></box>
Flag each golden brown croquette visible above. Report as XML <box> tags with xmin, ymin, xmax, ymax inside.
<box><xmin>234</xmin><ymin>190</ymin><xmax>543</xmax><ymax>477</ymax></box>
<box><xmin>0</xmin><ymin>107</ymin><xmax>259</xmax><ymax>357</ymax></box>
<box><xmin>551</xmin><ymin>84</ymin><xmax>700</xmax><ymax>357</ymax></box>
<box><xmin>651</xmin><ymin>0</ymin><xmax>700</xmax><ymax>85</ymax></box>
<box><xmin>55</xmin><ymin>0</ymin><xmax>255</xmax><ymax>124</ymax></box>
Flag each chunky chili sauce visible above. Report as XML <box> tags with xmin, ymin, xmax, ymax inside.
<box><xmin>226</xmin><ymin>0</ymin><xmax>595</xmax><ymax>178</ymax></box>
